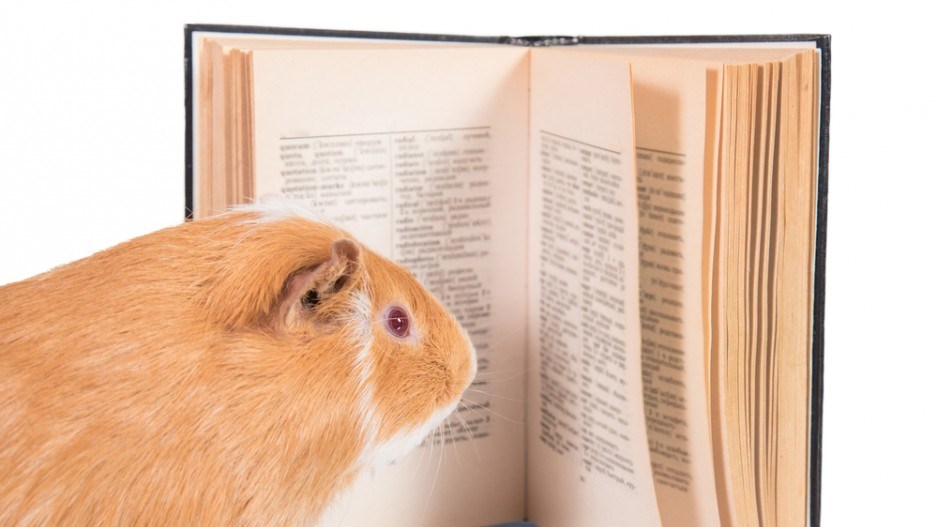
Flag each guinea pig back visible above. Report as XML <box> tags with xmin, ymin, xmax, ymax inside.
<box><xmin>0</xmin><ymin>207</ymin><xmax>476</xmax><ymax>526</ymax></box>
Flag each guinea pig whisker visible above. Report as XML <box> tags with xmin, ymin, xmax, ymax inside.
<box><xmin>443</xmin><ymin>417</ymin><xmax>453</xmax><ymax>445</ymax></box>
<box><xmin>476</xmin><ymin>322</ymin><xmax>526</xmax><ymax>353</ymax></box>
<box><xmin>443</xmin><ymin>417</ymin><xmax>467</xmax><ymax>471</ymax></box>
<box><xmin>426</xmin><ymin>424</ymin><xmax>436</xmax><ymax>458</ymax></box>
<box><xmin>412</xmin><ymin>423</ymin><xmax>438</xmax><ymax>489</ymax></box>
<box><xmin>437</xmin><ymin>421</ymin><xmax>446</xmax><ymax>469</ymax></box>
<box><xmin>459</xmin><ymin>399</ymin><xmax>525</xmax><ymax>426</ymax></box>
<box><xmin>472</xmin><ymin>365</ymin><xmax>533</xmax><ymax>384</ymax></box>
<box><xmin>464</xmin><ymin>387</ymin><xmax>522</xmax><ymax>403</ymax></box>
<box><xmin>453</xmin><ymin>404</ymin><xmax>482</xmax><ymax>462</ymax></box>
<box><xmin>408</xmin><ymin>428</ymin><xmax>432</xmax><ymax>485</ymax></box>
<box><xmin>421</xmin><ymin>422</ymin><xmax>446</xmax><ymax>526</ymax></box>
<box><xmin>443</xmin><ymin>419</ymin><xmax>458</xmax><ymax>468</ymax></box>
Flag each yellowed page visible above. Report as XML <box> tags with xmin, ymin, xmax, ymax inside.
<box><xmin>774</xmin><ymin>50</ymin><xmax>818</xmax><ymax>527</ymax></box>
<box><xmin>195</xmin><ymin>38</ymin><xmax>218</xmax><ymax>216</ymax></box>
<box><xmin>250</xmin><ymin>47</ymin><xmax>530</xmax><ymax>527</ymax></box>
<box><xmin>586</xmin><ymin>46</ymin><xmax>818</xmax><ymax>527</ymax></box>
<box><xmin>580</xmin><ymin>52</ymin><xmax>723</xmax><ymax>527</ymax></box>
<box><xmin>527</xmin><ymin>47</ymin><xmax>660</xmax><ymax>527</ymax></box>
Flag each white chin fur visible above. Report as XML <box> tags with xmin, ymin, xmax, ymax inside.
<box><xmin>367</xmin><ymin>399</ymin><xmax>460</xmax><ymax>469</ymax></box>
<box><xmin>366</xmin><ymin>339</ymin><xmax>477</xmax><ymax>469</ymax></box>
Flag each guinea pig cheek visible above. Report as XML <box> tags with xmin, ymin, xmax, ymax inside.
<box><xmin>439</xmin><ymin>324</ymin><xmax>476</xmax><ymax>403</ymax></box>
<box><xmin>454</xmin><ymin>347</ymin><xmax>475</xmax><ymax>401</ymax></box>
<box><xmin>462</xmin><ymin>328</ymin><xmax>479</xmax><ymax>390</ymax></box>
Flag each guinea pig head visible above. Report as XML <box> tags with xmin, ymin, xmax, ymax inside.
<box><xmin>206</xmin><ymin>212</ymin><xmax>478</xmax><ymax>470</ymax></box>
<box><xmin>351</xmin><ymin>247</ymin><xmax>479</xmax><ymax>467</ymax></box>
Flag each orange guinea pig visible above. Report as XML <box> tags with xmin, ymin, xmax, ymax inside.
<box><xmin>0</xmin><ymin>204</ymin><xmax>476</xmax><ymax>526</ymax></box>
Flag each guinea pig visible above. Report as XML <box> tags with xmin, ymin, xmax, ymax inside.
<box><xmin>0</xmin><ymin>204</ymin><xmax>477</xmax><ymax>526</ymax></box>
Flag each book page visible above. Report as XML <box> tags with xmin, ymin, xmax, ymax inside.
<box><xmin>580</xmin><ymin>52</ymin><xmax>724</xmax><ymax>527</ymax></box>
<box><xmin>593</xmin><ymin>47</ymin><xmax>817</xmax><ymax>527</ymax></box>
<box><xmin>190</xmin><ymin>34</ymin><xmax>495</xmax><ymax>217</ymax></box>
<box><xmin>527</xmin><ymin>48</ymin><xmax>661</xmax><ymax>527</ymax></box>
<box><xmin>250</xmin><ymin>47</ymin><xmax>530</xmax><ymax>527</ymax></box>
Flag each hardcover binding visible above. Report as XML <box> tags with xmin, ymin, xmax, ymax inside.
<box><xmin>183</xmin><ymin>26</ymin><xmax>830</xmax><ymax>526</ymax></box>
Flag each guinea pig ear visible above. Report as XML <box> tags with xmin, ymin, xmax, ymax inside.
<box><xmin>280</xmin><ymin>238</ymin><xmax>362</xmax><ymax>328</ymax></box>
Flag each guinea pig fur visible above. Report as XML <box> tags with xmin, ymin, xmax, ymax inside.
<box><xmin>0</xmin><ymin>207</ymin><xmax>477</xmax><ymax>526</ymax></box>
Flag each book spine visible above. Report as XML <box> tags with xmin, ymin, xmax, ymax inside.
<box><xmin>506</xmin><ymin>35</ymin><xmax>580</xmax><ymax>46</ymax></box>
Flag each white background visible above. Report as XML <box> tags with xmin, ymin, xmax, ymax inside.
<box><xmin>1</xmin><ymin>1</ymin><xmax>935</xmax><ymax>524</ymax></box>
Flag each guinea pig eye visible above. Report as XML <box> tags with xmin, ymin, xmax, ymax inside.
<box><xmin>384</xmin><ymin>306</ymin><xmax>411</xmax><ymax>339</ymax></box>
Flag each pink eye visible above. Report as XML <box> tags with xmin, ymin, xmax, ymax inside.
<box><xmin>385</xmin><ymin>306</ymin><xmax>411</xmax><ymax>339</ymax></box>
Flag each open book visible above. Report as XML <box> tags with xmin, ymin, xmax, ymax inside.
<box><xmin>186</xmin><ymin>26</ymin><xmax>829</xmax><ymax>527</ymax></box>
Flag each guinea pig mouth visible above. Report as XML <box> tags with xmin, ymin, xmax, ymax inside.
<box><xmin>368</xmin><ymin>399</ymin><xmax>462</xmax><ymax>469</ymax></box>
<box><xmin>429</xmin><ymin>399</ymin><xmax>462</xmax><ymax>440</ymax></box>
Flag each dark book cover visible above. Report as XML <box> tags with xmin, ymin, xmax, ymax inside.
<box><xmin>184</xmin><ymin>26</ymin><xmax>830</xmax><ymax>526</ymax></box>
